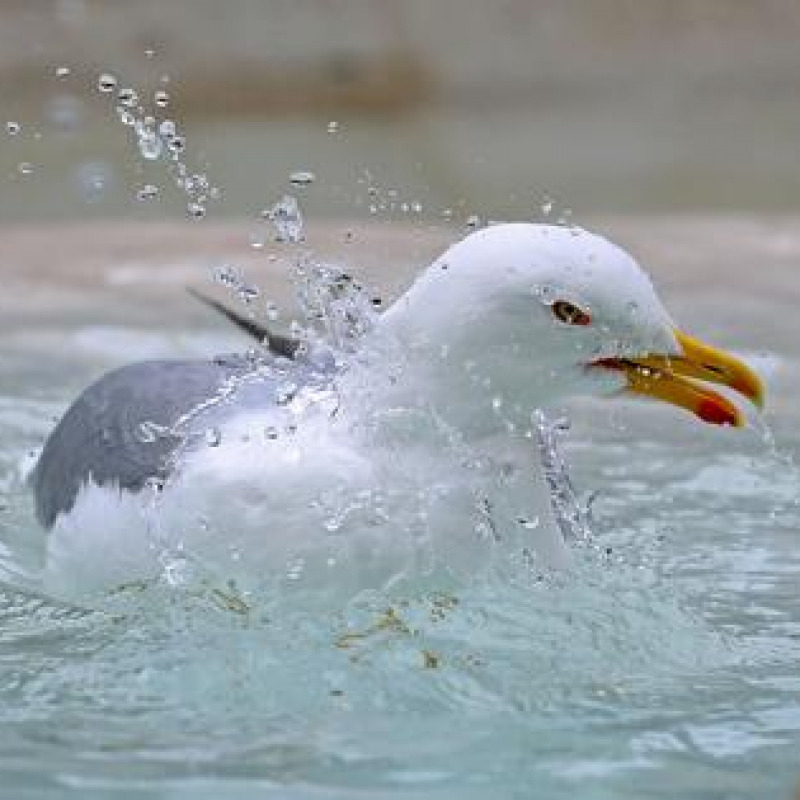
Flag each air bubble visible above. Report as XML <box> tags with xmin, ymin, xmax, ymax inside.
<box><xmin>97</xmin><ymin>73</ymin><xmax>118</xmax><ymax>93</ymax></box>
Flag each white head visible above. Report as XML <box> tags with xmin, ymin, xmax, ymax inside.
<box><xmin>381</xmin><ymin>223</ymin><xmax>762</xmax><ymax>431</ymax></box>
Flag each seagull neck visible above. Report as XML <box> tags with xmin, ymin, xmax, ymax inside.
<box><xmin>349</xmin><ymin>313</ymin><xmax>537</xmax><ymax>441</ymax></box>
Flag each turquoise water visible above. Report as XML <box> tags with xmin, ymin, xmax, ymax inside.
<box><xmin>0</xmin><ymin>228</ymin><xmax>798</xmax><ymax>798</ymax></box>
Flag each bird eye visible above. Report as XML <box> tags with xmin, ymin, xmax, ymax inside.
<box><xmin>551</xmin><ymin>300</ymin><xmax>592</xmax><ymax>326</ymax></box>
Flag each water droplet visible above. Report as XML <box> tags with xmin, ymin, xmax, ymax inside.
<box><xmin>5</xmin><ymin>121</ymin><xmax>20</xmax><ymax>136</ymax></box>
<box><xmin>116</xmin><ymin>87</ymin><xmax>139</xmax><ymax>108</ymax></box>
<box><xmin>154</xmin><ymin>89</ymin><xmax>169</xmax><ymax>108</ymax></box>
<box><xmin>187</xmin><ymin>202</ymin><xmax>206</xmax><ymax>220</ymax></box>
<box><xmin>17</xmin><ymin>162</ymin><xmax>33</xmax><ymax>175</ymax></box>
<box><xmin>285</xmin><ymin>557</ymin><xmax>305</xmax><ymax>580</ymax></box>
<box><xmin>289</xmin><ymin>170</ymin><xmax>315</xmax><ymax>188</ymax></box>
<box><xmin>268</xmin><ymin>194</ymin><xmax>304</xmax><ymax>243</ymax></box>
<box><xmin>276</xmin><ymin>382</ymin><xmax>298</xmax><ymax>405</ymax></box>
<box><xmin>214</xmin><ymin>263</ymin><xmax>241</xmax><ymax>287</ymax></box>
<box><xmin>327</xmin><ymin>120</ymin><xmax>339</xmax><ymax>133</ymax></box>
<box><xmin>138</xmin><ymin>130</ymin><xmax>162</xmax><ymax>160</ymax></box>
<box><xmin>136</xmin><ymin>183</ymin><xmax>159</xmax><ymax>201</ymax></box>
<box><xmin>158</xmin><ymin>119</ymin><xmax>177</xmax><ymax>138</ymax></box>
<box><xmin>167</xmin><ymin>135</ymin><xmax>186</xmax><ymax>154</ymax></box>
<box><xmin>465</xmin><ymin>214</ymin><xmax>481</xmax><ymax>230</ymax></box>
<box><xmin>238</xmin><ymin>283</ymin><xmax>259</xmax><ymax>303</ymax></box>
<box><xmin>248</xmin><ymin>230</ymin><xmax>266</xmax><ymax>250</ymax></box>
<box><xmin>97</xmin><ymin>73</ymin><xmax>118</xmax><ymax>93</ymax></box>
<box><xmin>205</xmin><ymin>428</ymin><xmax>221</xmax><ymax>447</ymax></box>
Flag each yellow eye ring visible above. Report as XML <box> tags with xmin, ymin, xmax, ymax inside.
<box><xmin>551</xmin><ymin>300</ymin><xmax>592</xmax><ymax>326</ymax></box>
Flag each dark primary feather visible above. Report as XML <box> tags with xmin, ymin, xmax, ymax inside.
<box><xmin>33</xmin><ymin>291</ymin><xmax>321</xmax><ymax>529</ymax></box>
<box><xmin>32</xmin><ymin>358</ymin><xmax>256</xmax><ymax>528</ymax></box>
<box><xmin>188</xmin><ymin>288</ymin><xmax>302</xmax><ymax>359</ymax></box>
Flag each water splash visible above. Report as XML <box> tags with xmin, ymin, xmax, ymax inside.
<box><xmin>533</xmin><ymin>410</ymin><xmax>594</xmax><ymax>542</ymax></box>
<box><xmin>95</xmin><ymin>72</ymin><xmax>220</xmax><ymax>219</ymax></box>
<box><xmin>265</xmin><ymin>194</ymin><xmax>305</xmax><ymax>243</ymax></box>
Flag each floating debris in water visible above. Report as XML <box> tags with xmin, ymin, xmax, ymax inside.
<box><xmin>289</xmin><ymin>170</ymin><xmax>315</xmax><ymax>188</ymax></box>
<box><xmin>267</xmin><ymin>194</ymin><xmax>305</xmax><ymax>243</ymax></box>
<box><xmin>97</xmin><ymin>73</ymin><xmax>118</xmax><ymax>93</ymax></box>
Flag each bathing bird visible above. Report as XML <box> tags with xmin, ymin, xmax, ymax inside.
<box><xmin>31</xmin><ymin>224</ymin><xmax>764</xmax><ymax>598</ymax></box>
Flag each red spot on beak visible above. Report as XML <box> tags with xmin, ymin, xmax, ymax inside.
<box><xmin>698</xmin><ymin>398</ymin><xmax>738</xmax><ymax>426</ymax></box>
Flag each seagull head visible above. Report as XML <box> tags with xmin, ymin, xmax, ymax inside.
<box><xmin>381</xmin><ymin>223</ymin><xmax>763</xmax><ymax>428</ymax></box>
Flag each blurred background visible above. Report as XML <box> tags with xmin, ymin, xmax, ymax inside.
<box><xmin>1</xmin><ymin>0</ymin><xmax>800</xmax><ymax>224</ymax></box>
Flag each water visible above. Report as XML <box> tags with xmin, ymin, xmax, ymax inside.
<box><xmin>0</xmin><ymin>215</ymin><xmax>798</xmax><ymax>797</ymax></box>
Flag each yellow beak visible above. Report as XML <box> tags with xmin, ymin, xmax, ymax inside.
<box><xmin>600</xmin><ymin>329</ymin><xmax>764</xmax><ymax>427</ymax></box>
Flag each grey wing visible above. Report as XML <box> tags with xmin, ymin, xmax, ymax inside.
<box><xmin>32</xmin><ymin>359</ymin><xmax>252</xmax><ymax>528</ymax></box>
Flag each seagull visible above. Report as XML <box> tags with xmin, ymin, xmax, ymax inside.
<box><xmin>31</xmin><ymin>223</ymin><xmax>764</xmax><ymax>600</ymax></box>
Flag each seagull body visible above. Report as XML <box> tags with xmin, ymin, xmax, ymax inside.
<box><xmin>32</xmin><ymin>224</ymin><xmax>763</xmax><ymax>599</ymax></box>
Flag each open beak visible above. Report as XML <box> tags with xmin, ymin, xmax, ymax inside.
<box><xmin>596</xmin><ymin>329</ymin><xmax>764</xmax><ymax>427</ymax></box>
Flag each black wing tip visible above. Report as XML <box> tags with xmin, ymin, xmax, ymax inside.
<box><xmin>188</xmin><ymin>287</ymin><xmax>303</xmax><ymax>360</ymax></box>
